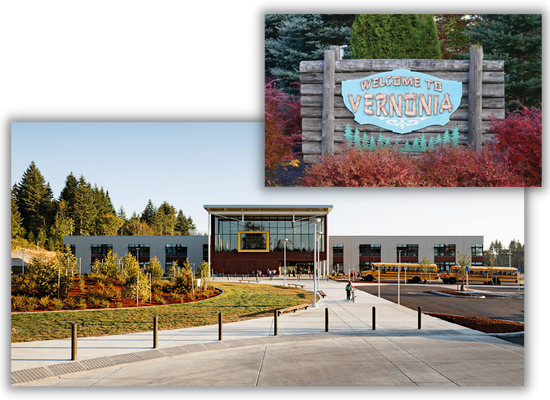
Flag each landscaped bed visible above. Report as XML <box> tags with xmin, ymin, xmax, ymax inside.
<box><xmin>11</xmin><ymin>275</ymin><xmax>218</xmax><ymax>312</ymax></box>
<box><xmin>426</xmin><ymin>312</ymin><xmax>524</xmax><ymax>333</ymax></box>
<box><xmin>11</xmin><ymin>282</ymin><xmax>313</xmax><ymax>343</ymax></box>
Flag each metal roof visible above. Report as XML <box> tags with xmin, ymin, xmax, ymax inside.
<box><xmin>203</xmin><ymin>205</ymin><xmax>333</xmax><ymax>213</ymax></box>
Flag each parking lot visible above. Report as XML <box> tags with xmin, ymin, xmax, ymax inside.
<box><xmin>354</xmin><ymin>283</ymin><xmax>524</xmax><ymax>323</ymax></box>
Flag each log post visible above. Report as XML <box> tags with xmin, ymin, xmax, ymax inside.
<box><xmin>468</xmin><ymin>46</ymin><xmax>483</xmax><ymax>150</ymax></box>
<box><xmin>321</xmin><ymin>47</ymin><xmax>338</xmax><ymax>159</ymax></box>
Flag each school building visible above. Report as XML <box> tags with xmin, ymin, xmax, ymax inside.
<box><xmin>64</xmin><ymin>205</ymin><xmax>483</xmax><ymax>275</ymax></box>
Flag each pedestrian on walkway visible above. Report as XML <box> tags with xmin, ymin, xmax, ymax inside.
<box><xmin>345</xmin><ymin>281</ymin><xmax>354</xmax><ymax>302</ymax></box>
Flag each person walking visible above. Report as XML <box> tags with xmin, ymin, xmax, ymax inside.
<box><xmin>345</xmin><ymin>281</ymin><xmax>353</xmax><ymax>302</ymax></box>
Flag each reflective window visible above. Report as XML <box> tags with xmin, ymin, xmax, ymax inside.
<box><xmin>359</xmin><ymin>244</ymin><xmax>381</xmax><ymax>257</ymax></box>
<box><xmin>434</xmin><ymin>244</ymin><xmax>456</xmax><ymax>257</ymax></box>
<box><xmin>91</xmin><ymin>244</ymin><xmax>113</xmax><ymax>257</ymax></box>
<box><xmin>166</xmin><ymin>244</ymin><xmax>187</xmax><ymax>257</ymax></box>
<box><xmin>396</xmin><ymin>244</ymin><xmax>418</xmax><ymax>257</ymax></box>
<box><xmin>471</xmin><ymin>244</ymin><xmax>483</xmax><ymax>257</ymax></box>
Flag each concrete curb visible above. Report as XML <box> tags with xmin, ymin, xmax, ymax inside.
<box><xmin>430</xmin><ymin>290</ymin><xmax>486</xmax><ymax>299</ymax></box>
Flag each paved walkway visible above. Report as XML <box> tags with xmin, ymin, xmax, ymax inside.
<box><xmin>11</xmin><ymin>277</ymin><xmax>524</xmax><ymax>386</ymax></box>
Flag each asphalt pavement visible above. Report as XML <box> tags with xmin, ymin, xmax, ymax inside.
<box><xmin>355</xmin><ymin>282</ymin><xmax>524</xmax><ymax>322</ymax></box>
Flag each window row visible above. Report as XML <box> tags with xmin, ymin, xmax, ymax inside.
<box><xmin>213</xmin><ymin>216</ymin><xmax>325</xmax><ymax>253</ymax></box>
<box><xmin>333</xmin><ymin>244</ymin><xmax>482</xmax><ymax>258</ymax></box>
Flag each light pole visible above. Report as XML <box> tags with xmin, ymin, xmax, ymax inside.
<box><xmin>309</xmin><ymin>218</ymin><xmax>321</xmax><ymax>308</ymax></box>
<box><xmin>398</xmin><ymin>250</ymin><xmax>402</xmax><ymax>306</ymax></box>
<box><xmin>283</xmin><ymin>238</ymin><xmax>288</xmax><ymax>286</ymax></box>
<box><xmin>37</xmin><ymin>241</ymin><xmax>40</xmax><ymax>253</ymax></box>
<box><xmin>21</xmin><ymin>249</ymin><xmax>25</xmax><ymax>275</ymax></box>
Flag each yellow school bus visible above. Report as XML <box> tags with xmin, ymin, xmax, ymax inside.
<box><xmin>360</xmin><ymin>263</ymin><xmax>439</xmax><ymax>283</ymax></box>
<box><xmin>438</xmin><ymin>265</ymin><xmax>518</xmax><ymax>285</ymax></box>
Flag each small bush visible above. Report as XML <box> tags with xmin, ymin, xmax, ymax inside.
<box><xmin>115</xmin><ymin>301</ymin><xmax>123</xmax><ymax>308</ymax></box>
<box><xmin>302</xmin><ymin>141</ymin><xmax>527</xmax><ymax>187</ymax></box>
<box><xmin>38</xmin><ymin>296</ymin><xmax>51</xmax><ymax>310</ymax></box>
<box><xmin>78</xmin><ymin>298</ymin><xmax>87</xmax><ymax>309</ymax></box>
<box><xmin>301</xmin><ymin>146</ymin><xmax>421</xmax><ymax>187</ymax></box>
<box><xmin>417</xmin><ymin>146</ymin><xmax>525</xmax><ymax>186</ymax></box>
<box><xmin>12</xmin><ymin>295</ymin><xmax>28</xmax><ymax>311</ymax></box>
<box><xmin>489</xmin><ymin>105</ymin><xmax>542</xmax><ymax>186</ymax></box>
<box><xmin>25</xmin><ymin>297</ymin><xmax>37</xmax><ymax>312</ymax></box>
<box><xmin>65</xmin><ymin>296</ymin><xmax>78</xmax><ymax>309</ymax></box>
<box><xmin>51</xmin><ymin>298</ymin><xmax>64</xmax><ymax>310</ymax></box>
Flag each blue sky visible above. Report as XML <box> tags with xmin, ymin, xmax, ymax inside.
<box><xmin>11</xmin><ymin>122</ymin><xmax>524</xmax><ymax>246</ymax></box>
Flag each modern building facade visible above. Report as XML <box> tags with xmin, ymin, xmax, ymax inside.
<box><xmin>64</xmin><ymin>235</ymin><xmax>208</xmax><ymax>275</ymax></box>
<box><xmin>204</xmin><ymin>205</ymin><xmax>332</xmax><ymax>275</ymax></box>
<box><xmin>329</xmin><ymin>235</ymin><xmax>484</xmax><ymax>274</ymax></box>
<box><xmin>64</xmin><ymin>205</ymin><xmax>483</xmax><ymax>276</ymax></box>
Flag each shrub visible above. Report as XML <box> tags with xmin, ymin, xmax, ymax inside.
<box><xmin>51</xmin><ymin>298</ymin><xmax>64</xmax><ymax>310</ymax></box>
<box><xmin>38</xmin><ymin>295</ymin><xmax>51</xmax><ymax>310</ymax></box>
<box><xmin>78</xmin><ymin>298</ymin><xmax>87</xmax><ymax>309</ymax></box>
<box><xmin>123</xmin><ymin>273</ymin><xmax>150</xmax><ymax>302</ymax></box>
<box><xmin>489</xmin><ymin>105</ymin><xmax>542</xmax><ymax>186</ymax></box>
<box><xmin>115</xmin><ymin>301</ymin><xmax>123</xmax><ymax>308</ymax></box>
<box><xmin>65</xmin><ymin>296</ymin><xmax>78</xmax><ymax>309</ymax></box>
<box><xmin>301</xmin><ymin>146</ymin><xmax>421</xmax><ymax>187</ymax></box>
<box><xmin>416</xmin><ymin>146</ymin><xmax>525</xmax><ymax>187</ymax></box>
<box><xmin>27</xmin><ymin>255</ymin><xmax>72</xmax><ymax>298</ymax></box>
<box><xmin>147</xmin><ymin>256</ymin><xmax>164</xmax><ymax>282</ymax></box>
<box><xmin>265</xmin><ymin>79</ymin><xmax>301</xmax><ymax>185</ymax></box>
<box><xmin>91</xmin><ymin>249</ymin><xmax>121</xmax><ymax>279</ymax></box>
<box><xmin>25</xmin><ymin>297</ymin><xmax>37</xmax><ymax>312</ymax></box>
<box><xmin>12</xmin><ymin>295</ymin><xmax>28</xmax><ymax>311</ymax></box>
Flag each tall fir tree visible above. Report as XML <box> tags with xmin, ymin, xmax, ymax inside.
<box><xmin>468</xmin><ymin>14</ymin><xmax>542</xmax><ymax>109</ymax></box>
<box><xmin>13</xmin><ymin>161</ymin><xmax>55</xmax><ymax>238</ymax></box>
<box><xmin>11</xmin><ymin>188</ymin><xmax>24</xmax><ymax>238</ymax></box>
<box><xmin>73</xmin><ymin>175</ymin><xmax>97</xmax><ymax>235</ymax></box>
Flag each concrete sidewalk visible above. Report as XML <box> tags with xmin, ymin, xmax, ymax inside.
<box><xmin>11</xmin><ymin>277</ymin><xmax>524</xmax><ymax>386</ymax></box>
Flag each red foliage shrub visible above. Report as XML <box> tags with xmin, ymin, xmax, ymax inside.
<box><xmin>301</xmin><ymin>146</ymin><xmax>421</xmax><ymax>187</ymax></box>
<box><xmin>417</xmin><ymin>146</ymin><xmax>525</xmax><ymax>187</ymax></box>
<box><xmin>489</xmin><ymin>105</ymin><xmax>542</xmax><ymax>186</ymax></box>
<box><xmin>265</xmin><ymin>80</ymin><xmax>302</xmax><ymax>184</ymax></box>
<box><xmin>302</xmin><ymin>145</ymin><xmax>525</xmax><ymax>187</ymax></box>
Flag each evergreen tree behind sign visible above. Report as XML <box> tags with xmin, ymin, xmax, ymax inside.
<box><xmin>351</xmin><ymin>14</ymin><xmax>441</xmax><ymax>59</ymax></box>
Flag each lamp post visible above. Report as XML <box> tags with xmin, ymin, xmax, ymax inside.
<box><xmin>21</xmin><ymin>249</ymin><xmax>25</xmax><ymax>275</ymax></box>
<box><xmin>397</xmin><ymin>249</ymin><xmax>402</xmax><ymax>306</ymax></box>
<box><xmin>309</xmin><ymin>218</ymin><xmax>321</xmax><ymax>308</ymax></box>
<box><xmin>283</xmin><ymin>238</ymin><xmax>288</xmax><ymax>286</ymax></box>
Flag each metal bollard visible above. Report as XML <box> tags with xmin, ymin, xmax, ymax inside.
<box><xmin>218</xmin><ymin>312</ymin><xmax>223</xmax><ymax>340</ymax></box>
<box><xmin>372</xmin><ymin>306</ymin><xmax>376</xmax><ymax>330</ymax></box>
<box><xmin>325</xmin><ymin>307</ymin><xmax>329</xmax><ymax>332</ymax></box>
<box><xmin>418</xmin><ymin>306</ymin><xmax>422</xmax><ymax>330</ymax></box>
<box><xmin>71</xmin><ymin>324</ymin><xmax>77</xmax><ymax>360</ymax></box>
<box><xmin>153</xmin><ymin>317</ymin><xmax>158</xmax><ymax>348</ymax></box>
<box><xmin>274</xmin><ymin>310</ymin><xmax>278</xmax><ymax>336</ymax></box>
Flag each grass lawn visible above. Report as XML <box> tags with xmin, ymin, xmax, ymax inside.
<box><xmin>11</xmin><ymin>283</ymin><xmax>313</xmax><ymax>343</ymax></box>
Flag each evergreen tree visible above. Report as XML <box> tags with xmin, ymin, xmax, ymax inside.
<box><xmin>451</xmin><ymin>125</ymin><xmax>460</xmax><ymax>146</ymax></box>
<box><xmin>351</xmin><ymin>14</ymin><xmax>441</xmax><ymax>59</ymax></box>
<box><xmin>402</xmin><ymin>141</ymin><xmax>412</xmax><ymax>152</ymax></box>
<box><xmin>51</xmin><ymin>199</ymin><xmax>75</xmax><ymax>250</ymax></box>
<box><xmin>343</xmin><ymin>124</ymin><xmax>353</xmax><ymax>147</ymax></box>
<box><xmin>435</xmin><ymin>133</ymin><xmax>442</xmax><ymax>146</ymax></box>
<box><xmin>442</xmin><ymin>130</ymin><xmax>451</xmax><ymax>145</ymax></box>
<box><xmin>361</xmin><ymin>133</ymin><xmax>369</xmax><ymax>151</ymax></box>
<box><xmin>419</xmin><ymin>134</ymin><xmax>428</xmax><ymax>152</ymax></box>
<box><xmin>353</xmin><ymin>129</ymin><xmax>362</xmax><ymax>149</ymax></box>
<box><xmin>13</xmin><ymin>161</ymin><xmax>55</xmax><ymax>238</ymax></box>
<box><xmin>468</xmin><ymin>14</ymin><xmax>542</xmax><ymax>109</ymax></box>
<box><xmin>141</xmin><ymin>200</ymin><xmax>156</xmax><ymax>226</ymax></box>
<box><xmin>428</xmin><ymin>136</ymin><xmax>435</xmax><ymax>150</ymax></box>
<box><xmin>157</xmin><ymin>202</ymin><xmax>178</xmax><ymax>236</ymax></box>
<box><xmin>416</xmin><ymin>14</ymin><xmax>442</xmax><ymax>59</ymax></box>
<box><xmin>265</xmin><ymin>14</ymin><xmax>353</xmax><ymax>94</ymax></box>
<box><xmin>59</xmin><ymin>172</ymin><xmax>78</xmax><ymax>222</ymax></box>
<box><xmin>11</xmin><ymin>189</ymin><xmax>24</xmax><ymax>238</ymax></box>
<box><xmin>73</xmin><ymin>175</ymin><xmax>97</xmax><ymax>235</ymax></box>
<box><xmin>411</xmin><ymin>137</ymin><xmax>421</xmax><ymax>152</ymax></box>
<box><xmin>175</xmin><ymin>211</ymin><xmax>197</xmax><ymax>236</ymax></box>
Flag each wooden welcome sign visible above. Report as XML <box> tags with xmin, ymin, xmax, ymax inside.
<box><xmin>300</xmin><ymin>46</ymin><xmax>505</xmax><ymax>163</ymax></box>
